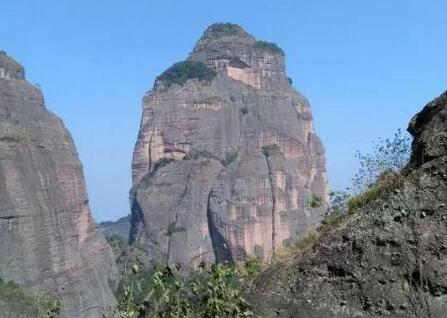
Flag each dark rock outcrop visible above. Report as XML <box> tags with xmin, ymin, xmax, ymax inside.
<box><xmin>130</xmin><ymin>23</ymin><xmax>328</xmax><ymax>268</ymax></box>
<box><xmin>100</xmin><ymin>214</ymin><xmax>131</xmax><ymax>241</ymax></box>
<box><xmin>0</xmin><ymin>51</ymin><xmax>118</xmax><ymax>318</ymax></box>
<box><xmin>250</xmin><ymin>91</ymin><xmax>447</xmax><ymax>317</ymax></box>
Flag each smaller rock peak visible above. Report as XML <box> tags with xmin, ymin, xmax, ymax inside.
<box><xmin>0</xmin><ymin>50</ymin><xmax>25</xmax><ymax>81</ymax></box>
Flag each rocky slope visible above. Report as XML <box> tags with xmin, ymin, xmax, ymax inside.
<box><xmin>100</xmin><ymin>214</ymin><xmax>131</xmax><ymax>241</ymax></box>
<box><xmin>0</xmin><ymin>51</ymin><xmax>118</xmax><ymax>318</ymax></box>
<box><xmin>250</xmin><ymin>91</ymin><xmax>447</xmax><ymax>317</ymax></box>
<box><xmin>130</xmin><ymin>23</ymin><xmax>328</xmax><ymax>268</ymax></box>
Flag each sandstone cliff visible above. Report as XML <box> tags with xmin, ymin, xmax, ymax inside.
<box><xmin>0</xmin><ymin>51</ymin><xmax>118</xmax><ymax>318</ymax></box>
<box><xmin>250</xmin><ymin>91</ymin><xmax>447</xmax><ymax>317</ymax></box>
<box><xmin>130</xmin><ymin>23</ymin><xmax>328</xmax><ymax>268</ymax></box>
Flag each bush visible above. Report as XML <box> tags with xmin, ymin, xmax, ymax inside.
<box><xmin>261</xmin><ymin>144</ymin><xmax>281</xmax><ymax>158</ymax></box>
<box><xmin>204</xmin><ymin>23</ymin><xmax>242</xmax><ymax>38</ymax></box>
<box><xmin>0</xmin><ymin>275</ymin><xmax>62</xmax><ymax>318</ymax></box>
<box><xmin>273</xmin><ymin>229</ymin><xmax>320</xmax><ymax>264</ymax></box>
<box><xmin>328</xmin><ymin>191</ymin><xmax>350</xmax><ymax>214</ymax></box>
<box><xmin>352</xmin><ymin>129</ymin><xmax>410</xmax><ymax>192</ymax></box>
<box><xmin>254</xmin><ymin>41</ymin><xmax>284</xmax><ymax>55</ymax></box>
<box><xmin>348</xmin><ymin>171</ymin><xmax>404</xmax><ymax>212</ymax></box>
<box><xmin>107</xmin><ymin>264</ymin><xmax>254</xmax><ymax>318</ymax></box>
<box><xmin>240</xmin><ymin>107</ymin><xmax>248</xmax><ymax>115</ymax></box>
<box><xmin>156</xmin><ymin>61</ymin><xmax>217</xmax><ymax>88</ymax></box>
<box><xmin>222</xmin><ymin>151</ymin><xmax>238</xmax><ymax>166</ymax></box>
<box><xmin>166</xmin><ymin>223</ymin><xmax>186</xmax><ymax>236</ymax></box>
<box><xmin>308</xmin><ymin>194</ymin><xmax>323</xmax><ymax>208</ymax></box>
<box><xmin>107</xmin><ymin>235</ymin><xmax>128</xmax><ymax>250</ymax></box>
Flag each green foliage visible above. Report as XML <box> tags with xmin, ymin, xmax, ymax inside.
<box><xmin>222</xmin><ymin>151</ymin><xmax>238</xmax><ymax>166</ymax></box>
<box><xmin>287</xmin><ymin>77</ymin><xmax>293</xmax><ymax>85</ymax></box>
<box><xmin>240</xmin><ymin>107</ymin><xmax>248</xmax><ymax>115</ymax></box>
<box><xmin>348</xmin><ymin>170</ymin><xmax>404</xmax><ymax>212</ymax></box>
<box><xmin>308</xmin><ymin>194</ymin><xmax>323</xmax><ymax>209</ymax></box>
<box><xmin>254</xmin><ymin>41</ymin><xmax>284</xmax><ymax>55</ymax></box>
<box><xmin>0</xmin><ymin>50</ymin><xmax>6</xmax><ymax>55</ymax></box>
<box><xmin>106</xmin><ymin>264</ymin><xmax>254</xmax><ymax>318</ymax></box>
<box><xmin>166</xmin><ymin>223</ymin><xmax>186</xmax><ymax>236</ymax></box>
<box><xmin>352</xmin><ymin>129</ymin><xmax>411</xmax><ymax>192</ymax></box>
<box><xmin>0</xmin><ymin>275</ymin><xmax>62</xmax><ymax>318</ymax></box>
<box><xmin>261</xmin><ymin>144</ymin><xmax>280</xmax><ymax>158</ymax></box>
<box><xmin>107</xmin><ymin>235</ymin><xmax>128</xmax><ymax>250</ymax></box>
<box><xmin>204</xmin><ymin>23</ymin><xmax>241</xmax><ymax>38</ymax></box>
<box><xmin>273</xmin><ymin>229</ymin><xmax>320</xmax><ymax>264</ymax></box>
<box><xmin>156</xmin><ymin>61</ymin><xmax>216</xmax><ymax>88</ymax></box>
<box><xmin>241</xmin><ymin>256</ymin><xmax>262</xmax><ymax>279</ymax></box>
<box><xmin>328</xmin><ymin>191</ymin><xmax>350</xmax><ymax>214</ymax></box>
<box><xmin>35</xmin><ymin>294</ymin><xmax>63</xmax><ymax>318</ymax></box>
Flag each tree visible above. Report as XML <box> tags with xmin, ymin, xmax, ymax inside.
<box><xmin>351</xmin><ymin>129</ymin><xmax>411</xmax><ymax>192</ymax></box>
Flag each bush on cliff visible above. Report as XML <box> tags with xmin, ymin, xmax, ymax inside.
<box><xmin>254</xmin><ymin>41</ymin><xmax>284</xmax><ymax>55</ymax></box>
<box><xmin>0</xmin><ymin>275</ymin><xmax>62</xmax><ymax>318</ymax></box>
<box><xmin>156</xmin><ymin>61</ymin><xmax>217</xmax><ymax>88</ymax></box>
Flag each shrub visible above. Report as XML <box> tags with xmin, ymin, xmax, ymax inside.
<box><xmin>167</xmin><ymin>223</ymin><xmax>187</xmax><ymax>236</ymax></box>
<box><xmin>352</xmin><ymin>129</ymin><xmax>411</xmax><ymax>192</ymax></box>
<box><xmin>204</xmin><ymin>23</ymin><xmax>242</xmax><ymax>38</ymax></box>
<box><xmin>240</xmin><ymin>107</ymin><xmax>248</xmax><ymax>115</ymax></box>
<box><xmin>254</xmin><ymin>41</ymin><xmax>284</xmax><ymax>55</ymax></box>
<box><xmin>107</xmin><ymin>264</ymin><xmax>254</xmax><ymax>318</ymax></box>
<box><xmin>308</xmin><ymin>194</ymin><xmax>323</xmax><ymax>208</ymax></box>
<box><xmin>156</xmin><ymin>61</ymin><xmax>216</xmax><ymax>88</ymax></box>
<box><xmin>222</xmin><ymin>151</ymin><xmax>238</xmax><ymax>166</ymax></box>
<box><xmin>328</xmin><ymin>191</ymin><xmax>350</xmax><ymax>214</ymax></box>
<box><xmin>0</xmin><ymin>275</ymin><xmax>62</xmax><ymax>318</ymax></box>
<box><xmin>273</xmin><ymin>229</ymin><xmax>320</xmax><ymax>264</ymax></box>
<box><xmin>261</xmin><ymin>144</ymin><xmax>281</xmax><ymax>158</ymax></box>
<box><xmin>287</xmin><ymin>77</ymin><xmax>293</xmax><ymax>85</ymax></box>
<box><xmin>348</xmin><ymin>170</ymin><xmax>404</xmax><ymax>212</ymax></box>
<box><xmin>107</xmin><ymin>235</ymin><xmax>128</xmax><ymax>250</ymax></box>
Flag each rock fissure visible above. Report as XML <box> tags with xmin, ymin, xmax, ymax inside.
<box><xmin>264</xmin><ymin>155</ymin><xmax>277</xmax><ymax>251</ymax></box>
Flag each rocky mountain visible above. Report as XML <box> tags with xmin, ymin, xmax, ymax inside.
<box><xmin>250</xmin><ymin>91</ymin><xmax>447</xmax><ymax>317</ymax></box>
<box><xmin>100</xmin><ymin>214</ymin><xmax>131</xmax><ymax>241</ymax></box>
<box><xmin>0</xmin><ymin>51</ymin><xmax>118</xmax><ymax>318</ymax></box>
<box><xmin>130</xmin><ymin>23</ymin><xmax>328</xmax><ymax>268</ymax></box>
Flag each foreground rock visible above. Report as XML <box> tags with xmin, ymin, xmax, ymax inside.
<box><xmin>0</xmin><ymin>51</ymin><xmax>118</xmax><ymax>318</ymax></box>
<box><xmin>130</xmin><ymin>23</ymin><xmax>328</xmax><ymax>268</ymax></box>
<box><xmin>250</xmin><ymin>91</ymin><xmax>447</xmax><ymax>317</ymax></box>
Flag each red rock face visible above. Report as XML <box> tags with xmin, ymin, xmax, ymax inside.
<box><xmin>0</xmin><ymin>52</ymin><xmax>117</xmax><ymax>318</ymax></box>
<box><xmin>130</xmin><ymin>23</ymin><xmax>329</xmax><ymax>267</ymax></box>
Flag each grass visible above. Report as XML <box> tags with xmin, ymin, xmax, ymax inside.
<box><xmin>347</xmin><ymin>171</ymin><xmax>404</xmax><ymax>212</ymax></box>
<box><xmin>156</xmin><ymin>61</ymin><xmax>216</xmax><ymax>88</ymax></box>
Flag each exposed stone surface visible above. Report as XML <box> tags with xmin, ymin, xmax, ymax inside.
<box><xmin>100</xmin><ymin>214</ymin><xmax>131</xmax><ymax>241</ymax></box>
<box><xmin>0</xmin><ymin>52</ymin><xmax>118</xmax><ymax>318</ymax></box>
<box><xmin>249</xmin><ymin>91</ymin><xmax>447</xmax><ymax>317</ymax></box>
<box><xmin>130</xmin><ymin>23</ymin><xmax>328</xmax><ymax>268</ymax></box>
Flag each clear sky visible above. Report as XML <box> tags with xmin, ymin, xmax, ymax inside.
<box><xmin>1</xmin><ymin>0</ymin><xmax>446</xmax><ymax>222</ymax></box>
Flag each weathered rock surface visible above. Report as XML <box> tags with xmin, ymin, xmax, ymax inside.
<box><xmin>130</xmin><ymin>23</ymin><xmax>328</xmax><ymax>268</ymax></box>
<box><xmin>250</xmin><ymin>91</ymin><xmax>447</xmax><ymax>317</ymax></box>
<box><xmin>0</xmin><ymin>51</ymin><xmax>118</xmax><ymax>318</ymax></box>
<box><xmin>100</xmin><ymin>214</ymin><xmax>131</xmax><ymax>241</ymax></box>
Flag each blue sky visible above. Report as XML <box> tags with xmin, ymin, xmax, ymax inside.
<box><xmin>1</xmin><ymin>0</ymin><xmax>446</xmax><ymax>222</ymax></box>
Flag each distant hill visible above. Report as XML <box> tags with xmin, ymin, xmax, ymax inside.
<box><xmin>99</xmin><ymin>215</ymin><xmax>131</xmax><ymax>241</ymax></box>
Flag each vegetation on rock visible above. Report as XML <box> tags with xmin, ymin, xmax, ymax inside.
<box><xmin>156</xmin><ymin>61</ymin><xmax>216</xmax><ymax>88</ymax></box>
<box><xmin>254</xmin><ymin>41</ymin><xmax>284</xmax><ymax>55</ymax></box>
<box><xmin>0</xmin><ymin>275</ymin><xmax>62</xmax><ymax>318</ymax></box>
<box><xmin>204</xmin><ymin>23</ymin><xmax>242</xmax><ymax>38</ymax></box>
